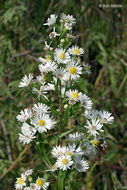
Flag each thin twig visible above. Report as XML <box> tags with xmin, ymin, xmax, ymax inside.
<box><xmin>11</xmin><ymin>51</ymin><xmax>30</xmax><ymax>60</ymax></box>
<box><xmin>26</xmin><ymin>54</ymin><xmax>39</xmax><ymax>61</ymax></box>
<box><xmin>0</xmin><ymin>144</ymin><xmax>31</xmax><ymax>180</ymax></box>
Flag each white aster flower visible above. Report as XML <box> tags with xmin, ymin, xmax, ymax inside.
<box><xmin>38</xmin><ymin>56</ymin><xmax>51</xmax><ymax>64</ymax></box>
<box><xmin>29</xmin><ymin>183</ymin><xmax>37</xmax><ymax>190</ymax></box>
<box><xmin>68</xmin><ymin>144</ymin><xmax>84</xmax><ymax>156</ymax></box>
<box><xmin>32</xmin><ymin>103</ymin><xmax>50</xmax><ymax>114</ymax></box>
<box><xmin>51</xmin><ymin>145</ymin><xmax>65</xmax><ymax>158</ymax></box>
<box><xmin>84</xmin><ymin>119</ymin><xmax>103</xmax><ymax>136</ymax></box>
<box><xmin>66</xmin><ymin>61</ymin><xmax>82</xmax><ymax>80</ymax></box>
<box><xmin>79</xmin><ymin>94</ymin><xmax>93</xmax><ymax>110</ymax></box>
<box><xmin>36</xmin><ymin>74</ymin><xmax>46</xmax><ymax>84</ymax></box>
<box><xmin>43</xmin><ymin>14</ymin><xmax>57</xmax><ymax>26</ymax></box>
<box><xmin>81</xmin><ymin>142</ymin><xmax>92</xmax><ymax>156</ymax></box>
<box><xmin>66</xmin><ymin>89</ymin><xmax>82</xmax><ymax>104</ymax></box>
<box><xmin>32</xmin><ymin>85</ymin><xmax>48</xmax><ymax>100</ymax></box>
<box><xmin>99</xmin><ymin>110</ymin><xmax>114</xmax><ymax>124</ymax></box>
<box><xmin>56</xmin><ymin>155</ymin><xmax>73</xmax><ymax>171</ymax></box>
<box><xmin>54</xmin><ymin>48</ymin><xmax>70</xmax><ymax>64</ymax></box>
<box><xmin>45</xmin><ymin>164</ymin><xmax>58</xmax><ymax>172</ymax></box>
<box><xmin>44</xmin><ymin>41</ymin><xmax>53</xmax><ymax>51</ymax></box>
<box><xmin>24</xmin><ymin>187</ymin><xmax>31</xmax><ymax>190</ymax></box>
<box><xmin>68</xmin><ymin>132</ymin><xmax>83</xmax><ymax>141</ymax></box>
<box><xmin>81</xmin><ymin>141</ymin><xmax>97</xmax><ymax>159</ymax></box>
<box><xmin>50</xmin><ymin>164</ymin><xmax>58</xmax><ymax>172</ymax></box>
<box><xmin>19</xmin><ymin>130</ymin><xmax>36</xmax><ymax>145</ymax></box>
<box><xmin>49</xmin><ymin>27</ymin><xmax>60</xmax><ymax>39</ymax></box>
<box><xmin>84</xmin><ymin>109</ymin><xmax>100</xmax><ymax>119</ymax></box>
<box><xmin>83</xmin><ymin>64</ymin><xmax>92</xmax><ymax>75</ymax></box>
<box><xmin>64</xmin><ymin>145</ymin><xmax>75</xmax><ymax>157</ymax></box>
<box><xmin>39</xmin><ymin>61</ymin><xmax>57</xmax><ymax>74</ymax></box>
<box><xmin>21</xmin><ymin>122</ymin><xmax>36</xmax><ymax>134</ymax></box>
<box><xmin>60</xmin><ymin>13</ymin><xmax>76</xmax><ymax>24</ymax></box>
<box><xmin>45</xmin><ymin>83</ymin><xmax>55</xmax><ymax>91</ymax></box>
<box><xmin>17</xmin><ymin>108</ymin><xmax>32</xmax><ymax>122</ymax></box>
<box><xmin>15</xmin><ymin>173</ymin><xmax>26</xmax><ymax>189</ymax></box>
<box><xmin>53</xmin><ymin>68</ymin><xmax>69</xmax><ymax>82</ymax></box>
<box><xmin>25</xmin><ymin>169</ymin><xmax>33</xmax><ymax>176</ymax></box>
<box><xmin>68</xmin><ymin>46</ymin><xmax>84</xmax><ymax>56</ymax></box>
<box><xmin>74</xmin><ymin>156</ymin><xmax>89</xmax><ymax>172</ymax></box>
<box><xmin>19</xmin><ymin>73</ymin><xmax>33</xmax><ymax>88</ymax></box>
<box><xmin>36</xmin><ymin>177</ymin><xmax>49</xmax><ymax>190</ymax></box>
<box><xmin>64</xmin><ymin>22</ymin><xmax>72</xmax><ymax>30</ymax></box>
<box><xmin>31</xmin><ymin>113</ymin><xmax>56</xmax><ymax>133</ymax></box>
<box><xmin>88</xmin><ymin>146</ymin><xmax>97</xmax><ymax>160</ymax></box>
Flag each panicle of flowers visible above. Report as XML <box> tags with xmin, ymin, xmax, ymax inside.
<box><xmin>60</xmin><ymin>13</ymin><xmax>76</xmax><ymax>30</ymax></box>
<box><xmin>17</xmin><ymin>102</ymin><xmax>56</xmax><ymax>145</ymax></box>
<box><xmin>51</xmin><ymin>144</ymin><xmax>89</xmax><ymax>172</ymax></box>
<box><xmin>83</xmin><ymin>109</ymin><xmax>114</xmax><ymax>137</ymax></box>
<box><xmin>15</xmin><ymin>169</ymin><xmax>49</xmax><ymax>190</ymax></box>
<box><xmin>16</xmin><ymin>12</ymin><xmax>115</xmax><ymax>188</ymax></box>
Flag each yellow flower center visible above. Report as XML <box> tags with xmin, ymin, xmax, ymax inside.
<box><xmin>91</xmin><ymin>140</ymin><xmax>99</xmax><ymax>148</ymax></box>
<box><xmin>66</xmin><ymin>152</ymin><xmax>72</xmax><ymax>156</ymax></box>
<box><xmin>61</xmin><ymin>158</ymin><xmax>68</xmax><ymax>165</ymax></box>
<box><xmin>69</xmin><ymin>67</ymin><xmax>76</xmax><ymax>75</ymax></box>
<box><xmin>72</xmin><ymin>92</ymin><xmax>78</xmax><ymax>99</ymax></box>
<box><xmin>18</xmin><ymin>178</ymin><xmax>24</xmax><ymax>185</ymax></box>
<box><xmin>36</xmin><ymin>179</ymin><xmax>44</xmax><ymax>186</ymax></box>
<box><xmin>46</xmin><ymin>56</ymin><xmax>51</xmax><ymax>61</ymax></box>
<box><xmin>82</xmin><ymin>145</ymin><xmax>86</xmax><ymax>151</ymax></box>
<box><xmin>73</xmin><ymin>48</ymin><xmax>80</xmax><ymax>54</ymax></box>
<box><xmin>41</xmin><ymin>75</ymin><xmax>46</xmax><ymax>81</ymax></box>
<box><xmin>59</xmin><ymin>52</ymin><xmax>65</xmax><ymax>59</ymax></box>
<box><xmin>39</xmin><ymin>120</ymin><xmax>45</xmax><ymax>126</ymax></box>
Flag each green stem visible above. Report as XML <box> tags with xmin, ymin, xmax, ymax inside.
<box><xmin>59</xmin><ymin>81</ymin><xmax>63</xmax><ymax>134</ymax></box>
<box><xmin>35</xmin><ymin>137</ymin><xmax>57</xmax><ymax>179</ymax></box>
<box><xmin>57</xmin><ymin>170</ymin><xmax>65</xmax><ymax>190</ymax></box>
<box><xmin>82</xmin><ymin>134</ymin><xmax>91</xmax><ymax>144</ymax></box>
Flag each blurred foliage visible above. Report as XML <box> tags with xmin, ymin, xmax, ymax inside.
<box><xmin>0</xmin><ymin>0</ymin><xmax>127</xmax><ymax>189</ymax></box>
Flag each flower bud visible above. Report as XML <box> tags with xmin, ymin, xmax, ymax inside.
<box><xmin>28</xmin><ymin>176</ymin><xmax>33</xmax><ymax>182</ymax></box>
<box><xmin>64</xmin><ymin>104</ymin><xmax>68</xmax><ymax>109</ymax></box>
<box><xmin>60</xmin><ymin>39</ymin><xmax>65</xmax><ymax>43</ymax></box>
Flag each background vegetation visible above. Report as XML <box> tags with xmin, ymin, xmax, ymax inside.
<box><xmin>0</xmin><ymin>0</ymin><xmax>127</xmax><ymax>189</ymax></box>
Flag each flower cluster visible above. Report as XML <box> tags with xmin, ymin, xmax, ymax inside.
<box><xmin>17</xmin><ymin>103</ymin><xmax>56</xmax><ymax>145</ymax></box>
<box><xmin>16</xmin><ymin>13</ymin><xmax>114</xmax><ymax>189</ymax></box>
<box><xmin>84</xmin><ymin>109</ymin><xmax>114</xmax><ymax>136</ymax></box>
<box><xmin>15</xmin><ymin>169</ymin><xmax>49</xmax><ymax>190</ymax></box>
<box><xmin>51</xmin><ymin>142</ymin><xmax>89</xmax><ymax>172</ymax></box>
